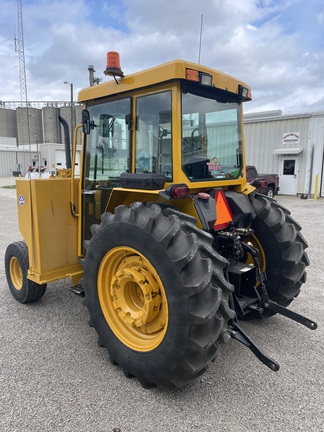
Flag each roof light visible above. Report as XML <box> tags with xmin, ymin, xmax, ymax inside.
<box><xmin>104</xmin><ymin>51</ymin><xmax>124</xmax><ymax>78</ymax></box>
<box><xmin>186</xmin><ymin>68</ymin><xmax>199</xmax><ymax>82</ymax></box>
<box><xmin>200</xmin><ymin>73</ymin><xmax>212</xmax><ymax>86</ymax></box>
<box><xmin>185</xmin><ymin>69</ymin><xmax>213</xmax><ymax>86</ymax></box>
<box><xmin>238</xmin><ymin>84</ymin><xmax>252</xmax><ymax>101</ymax></box>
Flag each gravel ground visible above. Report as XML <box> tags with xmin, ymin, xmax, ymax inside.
<box><xmin>0</xmin><ymin>179</ymin><xmax>323</xmax><ymax>432</ymax></box>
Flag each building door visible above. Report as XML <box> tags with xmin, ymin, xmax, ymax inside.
<box><xmin>279</xmin><ymin>157</ymin><xmax>298</xmax><ymax>195</ymax></box>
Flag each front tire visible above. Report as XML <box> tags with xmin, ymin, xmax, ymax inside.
<box><xmin>5</xmin><ymin>241</ymin><xmax>47</xmax><ymax>303</ymax></box>
<box><xmin>83</xmin><ymin>203</ymin><xmax>235</xmax><ymax>389</ymax></box>
<box><xmin>248</xmin><ymin>194</ymin><xmax>309</xmax><ymax>314</ymax></box>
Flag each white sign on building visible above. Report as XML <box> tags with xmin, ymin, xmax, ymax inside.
<box><xmin>282</xmin><ymin>132</ymin><xmax>300</xmax><ymax>146</ymax></box>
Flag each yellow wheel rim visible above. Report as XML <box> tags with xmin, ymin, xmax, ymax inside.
<box><xmin>244</xmin><ymin>233</ymin><xmax>266</xmax><ymax>272</ymax></box>
<box><xmin>98</xmin><ymin>247</ymin><xmax>168</xmax><ymax>352</ymax></box>
<box><xmin>9</xmin><ymin>257</ymin><xmax>23</xmax><ymax>291</ymax></box>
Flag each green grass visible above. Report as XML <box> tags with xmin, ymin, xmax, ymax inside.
<box><xmin>1</xmin><ymin>185</ymin><xmax>16</xmax><ymax>189</ymax></box>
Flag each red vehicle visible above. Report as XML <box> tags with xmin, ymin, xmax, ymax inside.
<box><xmin>246</xmin><ymin>165</ymin><xmax>279</xmax><ymax>198</ymax></box>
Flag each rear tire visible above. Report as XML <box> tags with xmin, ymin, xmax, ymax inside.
<box><xmin>5</xmin><ymin>241</ymin><xmax>47</xmax><ymax>303</ymax></box>
<box><xmin>249</xmin><ymin>193</ymin><xmax>309</xmax><ymax>316</ymax></box>
<box><xmin>82</xmin><ymin>203</ymin><xmax>235</xmax><ymax>389</ymax></box>
<box><xmin>266</xmin><ymin>186</ymin><xmax>275</xmax><ymax>198</ymax></box>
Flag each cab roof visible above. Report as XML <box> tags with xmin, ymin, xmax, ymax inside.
<box><xmin>78</xmin><ymin>59</ymin><xmax>250</xmax><ymax>104</ymax></box>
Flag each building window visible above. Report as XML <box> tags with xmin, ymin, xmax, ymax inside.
<box><xmin>283</xmin><ymin>159</ymin><xmax>295</xmax><ymax>175</ymax></box>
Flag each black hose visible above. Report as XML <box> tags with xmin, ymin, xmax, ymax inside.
<box><xmin>58</xmin><ymin>115</ymin><xmax>72</xmax><ymax>169</ymax></box>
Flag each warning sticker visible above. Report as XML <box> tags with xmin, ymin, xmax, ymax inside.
<box><xmin>19</xmin><ymin>195</ymin><xmax>25</xmax><ymax>207</ymax></box>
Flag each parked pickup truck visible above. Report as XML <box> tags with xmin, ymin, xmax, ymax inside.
<box><xmin>246</xmin><ymin>165</ymin><xmax>279</xmax><ymax>198</ymax></box>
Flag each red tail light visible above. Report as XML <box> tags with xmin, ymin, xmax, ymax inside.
<box><xmin>159</xmin><ymin>184</ymin><xmax>190</xmax><ymax>200</ymax></box>
<box><xmin>170</xmin><ymin>184</ymin><xmax>190</xmax><ymax>198</ymax></box>
<box><xmin>257</xmin><ymin>180</ymin><xmax>267</xmax><ymax>188</ymax></box>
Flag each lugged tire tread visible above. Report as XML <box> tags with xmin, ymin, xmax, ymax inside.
<box><xmin>249</xmin><ymin>193</ymin><xmax>309</xmax><ymax>307</ymax></box>
<box><xmin>5</xmin><ymin>241</ymin><xmax>47</xmax><ymax>303</ymax></box>
<box><xmin>82</xmin><ymin>203</ymin><xmax>235</xmax><ymax>389</ymax></box>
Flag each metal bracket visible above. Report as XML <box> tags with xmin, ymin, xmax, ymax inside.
<box><xmin>69</xmin><ymin>284</ymin><xmax>85</xmax><ymax>297</ymax></box>
<box><xmin>263</xmin><ymin>300</ymin><xmax>317</xmax><ymax>330</ymax></box>
<box><xmin>230</xmin><ymin>320</ymin><xmax>280</xmax><ymax>372</ymax></box>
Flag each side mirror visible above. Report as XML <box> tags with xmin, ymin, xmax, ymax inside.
<box><xmin>82</xmin><ymin>110</ymin><xmax>91</xmax><ymax>134</ymax></box>
<box><xmin>99</xmin><ymin>114</ymin><xmax>115</xmax><ymax>137</ymax></box>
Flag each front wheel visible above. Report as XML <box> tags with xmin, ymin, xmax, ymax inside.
<box><xmin>248</xmin><ymin>194</ymin><xmax>309</xmax><ymax>316</ymax></box>
<box><xmin>5</xmin><ymin>241</ymin><xmax>47</xmax><ymax>303</ymax></box>
<box><xmin>82</xmin><ymin>203</ymin><xmax>235</xmax><ymax>389</ymax></box>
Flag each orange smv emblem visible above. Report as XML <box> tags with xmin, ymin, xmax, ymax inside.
<box><xmin>213</xmin><ymin>190</ymin><xmax>233</xmax><ymax>231</ymax></box>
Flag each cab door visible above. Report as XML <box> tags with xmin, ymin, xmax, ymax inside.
<box><xmin>81</xmin><ymin>97</ymin><xmax>132</xmax><ymax>246</ymax></box>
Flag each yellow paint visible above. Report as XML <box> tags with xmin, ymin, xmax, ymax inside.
<box><xmin>78</xmin><ymin>59</ymin><xmax>251</xmax><ymax>104</ymax></box>
<box><xmin>16</xmin><ymin>178</ymin><xmax>83</xmax><ymax>285</ymax></box>
<box><xmin>314</xmin><ymin>174</ymin><xmax>319</xmax><ymax>200</ymax></box>
<box><xmin>106</xmin><ymin>188</ymin><xmax>203</xmax><ymax>229</ymax></box>
<box><xmin>98</xmin><ymin>246</ymin><xmax>168</xmax><ymax>351</ymax></box>
<box><xmin>16</xmin><ymin>59</ymin><xmax>253</xmax><ymax>287</ymax></box>
<box><xmin>9</xmin><ymin>256</ymin><xmax>23</xmax><ymax>290</ymax></box>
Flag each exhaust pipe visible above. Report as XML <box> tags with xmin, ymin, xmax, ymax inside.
<box><xmin>58</xmin><ymin>115</ymin><xmax>72</xmax><ymax>169</ymax></box>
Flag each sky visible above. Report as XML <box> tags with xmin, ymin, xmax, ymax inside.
<box><xmin>0</xmin><ymin>0</ymin><xmax>323</xmax><ymax>114</ymax></box>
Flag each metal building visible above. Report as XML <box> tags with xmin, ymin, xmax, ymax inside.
<box><xmin>244</xmin><ymin>111</ymin><xmax>324</xmax><ymax>197</ymax></box>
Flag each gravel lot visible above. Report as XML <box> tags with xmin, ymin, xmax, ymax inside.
<box><xmin>0</xmin><ymin>179</ymin><xmax>323</xmax><ymax>432</ymax></box>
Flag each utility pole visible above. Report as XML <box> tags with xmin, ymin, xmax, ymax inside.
<box><xmin>15</xmin><ymin>0</ymin><xmax>31</xmax><ymax>173</ymax></box>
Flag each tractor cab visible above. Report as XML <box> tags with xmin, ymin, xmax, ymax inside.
<box><xmin>78</xmin><ymin>55</ymin><xmax>252</xmax><ymax>247</ymax></box>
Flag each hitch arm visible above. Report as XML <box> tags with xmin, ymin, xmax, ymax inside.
<box><xmin>263</xmin><ymin>300</ymin><xmax>317</xmax><ymax>330</ymax></box>
<box><xmin>256</xmin><ymin>276</ymin><xmax>317</xmax><ymax>331</ymax></box>
<box><xmin>243</xmin><ymin>241</ymin><xmax>318</xmax><ymax>331</ymax></box>
<box><xmin>230</xmin><ymin>321</ymin><xmax>280</xmax><ymax>372</ymax></box>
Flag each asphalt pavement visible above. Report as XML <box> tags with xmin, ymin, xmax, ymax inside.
<box><xmin>0</xmin><ymin>178</ymin><xmax>323</xmax><ymax>432</ymax></box>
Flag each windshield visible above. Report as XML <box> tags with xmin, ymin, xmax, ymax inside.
<box><xmin>182</xmin><ymin>85</ymin><xmax>242</xmax><ymax>181</ymax></box>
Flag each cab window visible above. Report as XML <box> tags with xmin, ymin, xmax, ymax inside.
<box><xmin>85</xmin><ymin>98</ymin><xmax>131</xmax><ymax>186</ymax></box>
<box><xmin>135</xmin><ymin>91</ymin><xmax>172</xmax><ymax>180</ymax></box>
<box><xmin>182</xmin><ymin>85</ymin><xmax>242</xmax><ymax>181</ymax></box>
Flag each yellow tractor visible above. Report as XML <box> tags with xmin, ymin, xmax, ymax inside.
<box><xmin>5</xmin><ymin>53</ymin><xmax>317</xmax><ymax>389</ymax></box>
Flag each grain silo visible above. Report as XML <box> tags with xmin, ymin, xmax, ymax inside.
<box><xmin>16</xmin><ymin>107</ymin><xmax>43</xmax><ymax>147</ymax></box>
<box><xmin>42</xmin><ymin>105</ymin><xmax>61</xmax><ymax>143</ymax></box>
<box><xmin>0</xmin><ymin>109</ymin><xmax>17</xmax><ymax>145</ymax></box>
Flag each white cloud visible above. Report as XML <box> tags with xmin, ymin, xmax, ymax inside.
<box><xmin>1</xmin><ymin>0</ymin><xmax>323</xmax><ymax>114</ymax></box>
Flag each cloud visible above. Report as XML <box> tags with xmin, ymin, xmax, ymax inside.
<box><xmin>1</xmin><ymin>0</ymin><xmax>323</xmax><ymax>114</ymax></box>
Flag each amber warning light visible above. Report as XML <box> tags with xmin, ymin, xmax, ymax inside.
<box><xmin>104</xmin><ymin>51</ymin><xmax>124</xmax><ymax>78</ymax></box>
